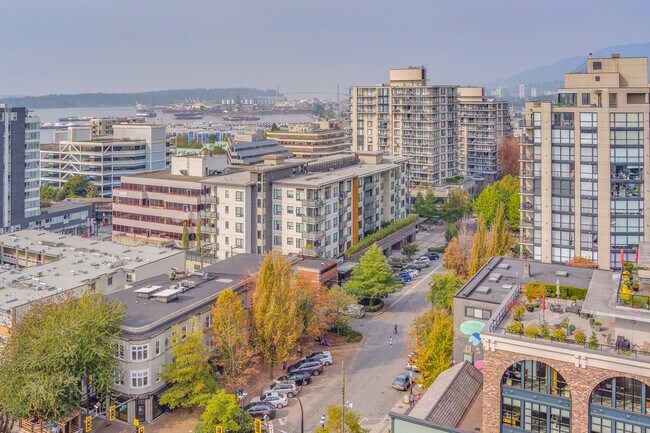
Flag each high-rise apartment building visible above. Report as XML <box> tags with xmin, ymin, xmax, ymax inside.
<box><xmin>520</xmin><ymin>56</ymin><xmax>650</xmax><ymax>269</ymax></box>
<box><xmin>518</xmin><ymin>84</ymin><xmax>526</xmax><ymax>99</ymax></box>
<box><xmin>349</xmin><ymin>67</ymin><xmax>456</xmax><ymax>189</ymax></box>
<box><xmin>457</xmin><ymin>87</ymin><xmax>512</xmax><ymax>180</ymax></box>
<box><xmin>41</xmin><ymin>124</ymin><xmax>170</xmax><ymax>197</ymax></box>
<box><xmin>266</xmin><ymin>121</ymin><xmax>349</xmax><ymax>158</ymax></box>
<box><xmin>0</xmin><ymin>106</ymin><xmax>41</xmax><ymax>231</ymax></box>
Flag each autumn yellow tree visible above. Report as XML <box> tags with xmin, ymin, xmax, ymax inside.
<box><xmin>294</xmin><ymin>275</ymin><xmax>334</xmax><ymax>341</ymax></box>
<box><xmin>443</xmin><ymin>237</ymin><xmax>468</xmax><ymax>278</ymax></box>
<box><xmin>251</xmin><ymin>253</ymin><xmax>301</xmax><ymax>379</ymax></box>
<box><xmin>468</xmin><ymin>215</ymin><xmax>489</xmax><ymax>276</ymax></box>
<box><xmin>212</xmin><ymin>289</ymin><xmax>258</xmax><ymax>389</ymax></box>
<box><xmin>489</xmin><ymin>202</ymin><xmax>512</xmax><ymax>257</ymax></box>
<box><xmin>406</xmin><ymin>309</ymin><xmax>453</xmax><ymax>388</ymax></box>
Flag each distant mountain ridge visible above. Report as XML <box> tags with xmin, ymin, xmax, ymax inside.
<box><xmin>485</xmin><ymin>42</ymin><xmax>650</xmax><ymax>89</ymax></box>
<box><xmin>0</xmin><ymin>87</ymin><xmax>283</xmax><ymax>109</ymax></box>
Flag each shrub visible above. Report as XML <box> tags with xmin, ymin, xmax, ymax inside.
<box><xmin>428</xmin><ymin>246</ymin><xmax>447</xmax><ymax>253</ymax></box>
<box><xmin>346</xmin><ymin>214</ymin><xmax>417</xmax><ymax>257</ymax></box>
<box><xmin>560</xmin><ymin>317</ymin><xmax>569</xmax><ymax>330</ymax></box>
<box><xmin>507</xmin><ymin>322</ymin><xmax>524</xmax><ymax>334</ymax></box>
<box><xmin>543</xmin><ymin>284</ymin><xmax>588</xmax><ymax>300</ymax></box>
<box><xmin>633</xmin><ymin>282</ymin><xmax>640</xmax><ymax>290</ymax></box>
<box><xmin>553</xmin><ymin>329</ymin><xmax>567</xmax><ymax>342</ymax></box>
<box><xmin>513</xmin><ymin>305</ymin><xmax>525</xmax><ymax>321</ymax></box>
<box><xmin>620</xmin><ymin>285</ymin><xmax>634</xmax><ymax>302</ymax></box>
<box><xmin>623</xmin><ymin>270</ymin><xmax>632</xmax><ymax>278</ymax></box>
<box><xmin>523</xmin><ymin>282</ymin><xmax>546</xmax><ymax>301</ymax></box>
<box><xmin>631</xmin><ymin>295</ymin><xmax>650</xmax><ymax>308</ymax></box>
<box><xmin>524</xmin><ymin>325</ymin><xmax>539</xmax><ymax>338</ymax></box>
<box><xmin>574</xmin><ymin>330</ymin><xmax>586</xmax><ymax>344</ymax></box>
<box><xmin>588</xmin><ymin>331</ymin><xmax>600</xmax><ymax>349</ymax></box>
<box><xmin>539</xmin><ymin>322</ymin><xmax>550</xmax><ymax>339</ymax></box>
<box><xmin>569</xmin><ymin>324</ymin><xmax>576</xmax><ymax>332</ymax></box>
<box><xmin>358</xmin><ymin>297</ymin><xmax>384</xmax><ymax>312</ymax></box>
<box><xmin>625</xmin><ymin>262</ymin><xmax>634</xmax><ymax>270</ymax></box>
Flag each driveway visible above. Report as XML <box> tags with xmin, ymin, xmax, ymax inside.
<box><xmin>277</xmin><ymin>257</ymin><xmax>446</xmax><ymax>432</ymax></box>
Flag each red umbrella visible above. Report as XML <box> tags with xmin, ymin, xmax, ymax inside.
<box><xmin>620</xmin><ymin>248</ymin><xmax>625</xmax><ymax>265</ymax></box>
<box><xmin>542</xmin><ymin>295</ymin><xmax>546</xmax><ymax>311</ymax></box>
<box><xmin>636</xmin><ymin>249</ymin><xmax>639</xmax><ymax>264</ymax></box>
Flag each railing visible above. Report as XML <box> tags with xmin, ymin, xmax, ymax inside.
<box><xmin>302</xmin><ymin>199</ymin><xmax>324</xmax><ymax>208</ymax></box>
<box><xmin>301</xmin><ymin>215</ymin><xmax>325</xmax><ymax>224</ymax></box>
<box><xmin>302</xmin><ymin>246</ymin><xmax>323</xmax><ymax>256</ymax></box>
<box><xmin>202</xmin><ymin>226</ymin><xmax>218</xmax><ymax>235</ymax></box>
<box><xmin>200</xmin><ymin>196</ymin><xmax>219</xmax><ymax>204</ymax></box>
<box><xmin>303</xmin><ymin>230</ymin><xmax>325</xmax><ymax>241</ymax></box>
<box><xmin>520</xmin><ymin>202</ymin><xmax>534</xmax><ymax>211</ymax></box>
<box><xmin>488</xmin><ymin>285</ymin><xmax>521</xmax><ymax>332</ymax></box>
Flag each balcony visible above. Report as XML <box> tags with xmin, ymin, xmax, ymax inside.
<box><xmin>203</xmin><ymin>226</ymin><xmax>218</xmax><ymax>235</ymax></box>
<box><xmin>520</xmin><ymin>170</ymin><xmax>537</xmax><ymax>179</ymax></box>
<box><xmin>520</xmin><ymin>218</ymin><xmax>534</xmax><ymax>228</ymax></box>
<box><xmin>363</xmin><ymin>181</ymin><xmax>376</xmax><ymax>190</ymax></box>
<box><xmin>302</xmin><ymin>245</ymin><xmax>324</xmax><ymax>257</ymax></box>
<box><xmin>520</xmin><ymin>202</ymin><xmax>534</xmax><ymax>211</ymax></box>
<box><xmin>301</xmin><ymin>214</ymin><xmax>325</xmax><ymax>224</ymax></box>
<box><xmin>200</xmin><ymin>196</ymin><xmax>219</xmax><ymax>204</ymax></box>
<box><xmin>199</xmin><ymin>210</ymin><xmax>218</xmax><ymax>219</ymax></box>
<box><xmin>520</xmin><ymin>186</ymin><xmax>535</xmax><ymax>195</ymax></box>
<box><xmin>363</xmin><ymin>195</ymin><xmax>375</xmax><ymax>205</ymax></box>
<box><xmin>302</xmin><ymin>199</ymin><xmax>324</xmax><ymax>208</ymax></box>
<box><xmin>304</xmin><ymin>230</ymin><xmax>325</xmax><ymax>241</ymax></box>
<box><xmin>520</xmin><ymin>235</ymin><xmax>534</xmax><ymax>244</ymax></box>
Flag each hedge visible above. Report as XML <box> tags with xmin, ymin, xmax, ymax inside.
<box><xmin>346</xmin><ymin>214</ymin><xmax>418</xmax><ymax>257</ymax></box>
<box><xmin>543</xmin><ymin>284</ymin><xmax>588</xmax><ymax>300</ymax></box>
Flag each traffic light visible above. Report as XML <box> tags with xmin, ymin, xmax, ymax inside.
<box><xmin>85</xmin><ymin>416</ymin><xmax>92</xmax><ymax>433</ymax></box>
<box><xmin>254</xmin><ymin>418</ymin><xmax>262</xmax><ymax>433</ymax></box>
<box><xmin>109</xmin><ymin>405</ymin><xmax>116</xmax><ymax>421</ymax></box>
<box><xmin>138</xmin><ymin>426</ymin><xmax>145</xmax><ymax>433</ymax></box>
<box><xmin>215</xmin><ymin>426</ymin><xmax>223</xmax><ymax>433</ymax></box>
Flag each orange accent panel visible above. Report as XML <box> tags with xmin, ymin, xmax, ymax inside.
<box><xmin>352</xmin><ymin>177</ymin><xmax>359</xmax><ymax>245</ymax></box>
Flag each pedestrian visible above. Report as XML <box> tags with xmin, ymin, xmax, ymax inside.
<box><xmin>320</xmin><ymin>415</ymin><xmax>326</xmax><ymax>428</ymax></box>
<box><xmin>409</xmin><ymin>393</ymin><xmax>414</xmax><ymax>407</ymax></box>
<box><xmin>394</xmin><ymin>324</ymin><xmax>398</xmax><ymax>334</ymax></box>
<box><xmin>282</xmin><ymin>361</ymin><xmax>287</xmax><ymax>370</ymax></box>
<box><xmin>389</xmin><ymin>336</ymin><xmax>393</xmax><ymax>347</ymax></box>
<box><xmin>417</xmin><ymin>393</ymin><xmax>421</xmax><ymax>402</ymax></box>
<box><xmin>297</xmin><ymin>344</ymin><xmax>302</xmax><ymax>356</ymax></box>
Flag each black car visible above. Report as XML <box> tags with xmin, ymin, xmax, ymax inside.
<box><xmin>244</xmin><ymin>402</ymin><xmax>277</xmax><ymax>419</ymax></box>
<box><xmin>424</xmin><ymin>251</ymin><xmax>439</xmax><ymax>260</ymax></box>
<box><xmin>278</xmin><ymin>371</ymin><xmax>312</xmax><ymax>386</ymax></box>
<box><xmin>287</xmin><ymin>360</ymin><xmax>323</xmax><ymax>376</ymax></box>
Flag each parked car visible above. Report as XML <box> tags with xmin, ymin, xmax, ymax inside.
<box><xmin>250</xmin><ymin>391</ymin><xmax>289</xmax><ymax>409</ymax></box>
<box><xmin>288</xmin><ymin>360</ymin><xmax>324</xmax><ymax>376</ymax></box>
<box><xmin>392</xmin><ymin>373</ymin><xmax>412</xmax><ymax>391</ymax></box>
<box><xmin>396</xmin><ymin>273</ymin><xmax>412</xmax><ymax>283</ymax></box>
<box><xmin>400</xmin><ymin>268</ymin><xmax>419</xmax><ymax>278</ymax></box>
<box><xmin>263</xmin><ymin>380</ymin><xmax>301</xmax><ymax>398</ymax></box>
<box><xmin>244</xmin><ymin>402</ymin><xmax>277</xmax><ymax>419</ymax></box>
<box><xmin>303</xmin><ymin>351</ymin><xmax>333</xmax><ymax>366</ymax></box>
<box><xmin>339</xmin><ymin>304</ymin><xmax>365</xmax><ymax>318</ymax></box>
<box><xmin>424</xmin><ymin>251</ymin><xmax>440</xmax><ymax>260</ymax></box>
<box><xmin>417</xmin><ymin>256</ymin><xmax>431</xmax><ymax>263</ymax></box>
<box><xmin>402</xmin><ymin>264</ymin><xmax>423</xmax><ymax>273</ymax></box>
<box><xmin>277</xmin><ymin>371</ymin><xmax>312</xmax><ymax>386</ymax></box>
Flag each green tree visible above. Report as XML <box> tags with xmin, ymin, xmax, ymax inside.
<box><xmin>473</xmin><ymin>175</ymin><xmax>519</xmax><ymax>229</ymax></box>
<box><xmin>196</xmin><ymin>218</ymin><xmax>202</xmax><ymax>252</ymax></box>
<box><xmin>412</xmin><ymin>190</ymin><xmax>439</xmax><ymax>219</ymax></box>
<box><xmin>427</xmin><ymin>272</ymin><xmax>464</xmax><ymax>311</ymax></box>
<box><xmin>194</xmin><ymin>389</ymin><xmax>251</xmax><ymax>433</ymax></box>
<box><xmin>344</xmin><ymin>244</ymin><xmax>399</xmax><ymax>305</ymax></box>
<box><xmin>400</xmin><ymin>243</ymin><xmax>419</xmax><ymax>261</ymax></box>
<box><xmin>160</xmin><ymin>319</ymin><xmax>218</xmax><ymax>409</ymax></box>
<box><xmin>0</xmin><ymin>292</ymin><xmax>124</xmax><ymax>424</ymax></box>
<box><xmin>327</xmin><ymin>285</ymin><xmax>358</xmax><ymax>330</ymax></box>
<box><xmin>489</xmin><ymin>202</ymin><xmax>511</xmax><ymax>256</ymax></box>
<box><xmin>251</xmin><ymin>253</ymin><xmax>301</xmax><ymax>379</ymax></box>
<box><xmin>444</xmin><ymin>222</ymin><xmax>457</xmax><ymax>243</ymax></box>
<box><xmin>270</xmin><ymin>123</ymin><xmax>281</xmax><ymax>131</ymax></box>
<box><xmin>212</xmin><ymin>289</ymin><xmax>257</xmax><ymax>388</ymax></box>
<box><xmin>468</xmin><ymin>215</ymin><xmax>489</xmax><ymax>276</ymax></box>
<box><xmin>55</xmin><ymin>175</ymin><xmax>96</xmax><ymax>201</ymax></box>
<box><xmin>439</xmin><ymin>189</ymin><xmax>471</xmax><ymax>223</ymax></box>
<box><xmin>315</xmin><ymin>404</ymin><xmax>369</xmax><ymax>433</ymax></box>
<box><xmin>40</xmin><ymin>184</ymin><xmax>58</xmax><ymax>201</ymax></box>
<box><xmin>181</xmin><ymin>222</ymin><xmax>190</xmax><ymax>251</ymax></box>
<box><xmin>406</xmin><ymin>309</ymin><xmax>453</xmax><ymax>388</ymax></box>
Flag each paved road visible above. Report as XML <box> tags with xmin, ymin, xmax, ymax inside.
<box><xmin>276</xmin><ymin>257</ymin><xmax>445</xmax><ymax>433</ymax></box>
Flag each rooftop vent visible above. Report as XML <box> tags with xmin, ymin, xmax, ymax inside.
<box><xmin>476</xmin><ymin>286</ymin><xmax>491</xmax><ymax>294</ymax></box>
<box><xmin>555</xmin><ymin>270</ymin><xmax>568</xmax><ymax>277</ymax></box>
<box><xmin>488</xmin><ymin>273</ymin><xmax>502</xmax><ymax>282</ymax></box>
<box><xmin>496</xmin><ymin>263</ymin><xmax>510</xmax><ymax>270</ymax></box>
<box><xmin>134</xmin><ymin>285</ymin><xmax>163</xmax><ymax>299</ymax></box>
<box><xmin>502</xmin><ymin>284</ymin><xmax>513</xmax><ymax>290</ymax></box>
<box><xmin>151</xmin><ymin>288</ymin><xmax>180</xmax><ymax>303</ymax></box>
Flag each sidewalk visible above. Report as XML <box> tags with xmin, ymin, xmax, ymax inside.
<box><xmin>365</xmin><ymin>392</ymin><xmax>415</xmax><ymax>433</ymax></box>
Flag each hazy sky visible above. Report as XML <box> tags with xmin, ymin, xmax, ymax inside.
<box><xmin>2</xmin><ymin>0</ymin><xmax>649</xmax><ymax>96</ymax></box>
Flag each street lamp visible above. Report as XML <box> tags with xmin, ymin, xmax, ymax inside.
<box><xmin>295</xmin><ymin>395</ymin><xmax>304</xmax><ymax>433</ymax></box>
<box><xmin>236</xmin><ymin>389</ymin><xmax>247</xmax><ymax>433</ymax></box>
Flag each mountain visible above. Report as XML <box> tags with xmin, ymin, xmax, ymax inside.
<box><xmin>0</xmin><ymin>88</ymin><xmax>283</xmax><ymax>109</ymax></box>
<box><xmin>485</xmin><ymin>42</ymin><xmax>650</xmax><ymax>89</ymax></box>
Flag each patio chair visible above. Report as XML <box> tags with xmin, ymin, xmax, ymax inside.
<box><xmin>641</xmin><ymin>341</ymin><xmax>650</xmax><ymax>355</ymax></box>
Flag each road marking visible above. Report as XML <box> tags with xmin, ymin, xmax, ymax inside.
<box><xmin>278</xmin><ymin>417</ymin><xmax>287</xmax><ymax>425</ymax></box>
<box><xmin>386</xmin><ymin>260</ymin><xmax>444</xmax><ymax>312</ymax></box>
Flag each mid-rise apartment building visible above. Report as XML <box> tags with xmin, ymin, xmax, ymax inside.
<box><xmin>349</xmin><ymin>67</ymin><xmax>457</xmax><ymax>190</ymax></box>
<box><xmin>520</xmin><ymin>56</ymin><xmax>650</xmax><ymax>269</ymax></box>
<box><xmin>0</xmin><ymin>106</ymin><xmax>41</xmax><ymax>231</ymax></box>
<box><xmin>457</xmin><ymin>87</ymin><xmax>512</xmax><ymax>180</ymax></box>
<box><xmin>90</xmin><ymin>117</ymin><xmax>146</xmax><ymax>137</ymax></box>
<box><xmin>266</xmin><ymin>121</ymin><xmax>349</xmax><ymax>158</ymax></box>
<box><xmin>41</xmin><ymin>124</ymin><xmax>170</xmax><ymax>197</ymax></box>
<box><xmin>227</xmin><ymin>131</ymin><xmax>292</xmax><ymax>165</ymax></box>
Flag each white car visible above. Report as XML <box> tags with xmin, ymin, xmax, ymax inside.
<box><xmin>250</xmin><ymin>391</ymin><xmax>289</xmax><ymax>409</ymax></box>
<box><xmin>302</xmin><ymin>351</ymin><xmax>333</xmax><ymax>366</ymax></box>
<box><xmin>414</xmin><ymin>257</ymin><xmax>430</xmax><ymax>267</ymax></box>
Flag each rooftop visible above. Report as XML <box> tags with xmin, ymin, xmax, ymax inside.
<box><xmin>273</xmin><ymin>161</ymin><xmax>401</xmax><ymax>187</ymax></box>
<box><xmin>295</xmin><ymin>258</ymin><xmax>337</xmax><ymax>272</ymax></box>
<box><xmin>0</xmin><ymin>230</ymin><xmax>184</xmax><ymax>313</ymax></box>
<box><xmin>202</xmin><ymin>171</ymin><xmax>256</xmax><ymax>187</ymax></box>
<box><xmin>110</xmin><ymin>254</ymin><xmax>265</xmax><ymax>336</ymax></box>
<box><xmin>127</xmin><ymin>170</ymin><xmax>208</xmax><ymax>183</ymax></box>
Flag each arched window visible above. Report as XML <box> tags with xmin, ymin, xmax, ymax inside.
<box><xmin>590</xmin><ymin>377</ymin><xmax>650</xmax><ymax>433</ymax></box>
<box><xmin>501</xmin><ymin>360</ymin><xmax>571</xmax><ymax>433</ymax></box>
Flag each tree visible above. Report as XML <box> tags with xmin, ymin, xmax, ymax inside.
<box><xmin>412</xmin><ymin>190</ymin><xmax>439</xmax><ymax>219</ymax></box>
<box><xmin>160</xmin><ymin>319</ymin><xmax>218</xmax><ymax>409</ymax></box>
<box><xmin>196</xmin><ymin>218</ymin><xmax>202</xmax><ymax>252</ymax></box>
<box><xmin>489</xmin><ymin>202</ymin><xmax>512</xmax><ymax>256</ymax></box>
<box><xmin>327</xmin><ymin>285</ymin><xmax>358</xmax><ymax>330</ymax></box>
<box><xmin>344</xmin><ymin>244</ymin><xmax>399</xmax><ymax>305</ymax></box>
<box><xmin>0</xmin><ymin>292</ymin><xmax>124</xmax><ymax>425</ymax></box>
<box><xmin>497</xmin><ymin>137</ymin><xmax>520</xmax><ymax>177</ymax></box>
<box><xmin>443</xmin><ymin>237</ymin><xmax>468</xmax><ymax>278</ymax></box>
<box><xmin>270</xmin><ymin>123</ymin><xmax>281</xmax><ymax>131</ymax></box>
<box><xmin>566</xmin><ymin>256</ymin><xmax>598</xmax><ymax>269</ymax></box>
<box><xmin>439</xmin><ymin>189</ymin><xmax>471</xmax><ymax>224</ymax></box>
<box><xmin>315</xmin><ymin>404</ymin><xmax>369</xmax><ymax>433</ymax></box>
<box><xmin>294</xmin><ymin>275</ymin><xmax>335</xmax><ymax>341</ymax></box>
<box><xmin>473</xmin><ymin>175</ymin><xmax>520</xmax><ymax>229</ymax></box>
<box><xmin>55</xmin><ymin>175</ymin><xmax>97</xmax><ymax>201</ymax></box>
<box><xmin>40</xmin><ymin>184</ymin><xmax>58</xmax><ymax>201</ymax></box>
<box><xmin>212</xmin><ymin>289</ymin><xmax>258</xmax><ymax>389</ymax></box>
<box><xmin>406</xmin><ymin>310</ymin><xmax>453</xmax><ymax>388</ymax></box>
<box><xmin>468</xmin><ymin>215</ymin><xmax>489</xmax><ymax>276</ymax></box>
<box><xmin>195</xmin><ymin>389</ymin><xmax>251</xmax><ymax>433</ymax></box>
<box><xmin>427</xmin><ymin>272</ymin><xmax>464</xmax><ymax>311</ymax></box>
<box><xmin>251</xmin><ymin>253</ymin><xmax>301</xmax><ymax>379</ymax></box>
<box><xmin>444</xmin><ymin>222</ymin><xmax>457</xmax><ymax>243</ymax></box>
<box><xmin>401</xmin><ymin>243</ymin><xmax>419</xmax><ymax>261</ymax></box>
<box><xmin>181</xmin><ymin>222</ymin><xmax>189</xmax><ymax>251</ymax></box>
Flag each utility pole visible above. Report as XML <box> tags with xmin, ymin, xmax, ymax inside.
<box><xmin>341</xmin><ymin>361</ymin><xmax>345</xmax><ymax>433</ymax></box>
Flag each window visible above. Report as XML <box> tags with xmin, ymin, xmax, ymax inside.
<box><xmin>131</xmin><ymin>370</ymin><xmax>149</xmax><ymax>388</ymax></box>
<box><xmin>274</xmin><ymin>205</ymin><xmax>282</xmax><ymax>215</ymax></box>
<box><xmin>273</xmin><ymin>220</ymin><xmax>281</xmax><ymax>230</ymax></box>
<box><xmin>287</xmin><ymin>190</ymin><xmax>294</xmax><ymax>198</ymax></box>
<box><xmin>155</xmin><ymin>341</ymin><xmax>161</xmax><ymax>356</ymax></box>
<box><xmin>595</xmin><ymin>76</ymin><xmax>601</xmax><ymax>82</ymax></box>
<box><xmin>235</xmin><ymin>223</ymin><xmax>243</xmax><ymax>233</ymax></box>
<box><xmin>287</xmin><ymin>221</ymin><xmax>294</xmax><ymax>230</ymax></box>
<box><xmin>273</xmin><ymin>235</ymin><xmax>282</xmax><ymax>246</ymax></box>
<box><xmin>131</xmin><ymin>344</ymin><xmax>148</xmax><ymax>361</ymax></box>
<box><xmin>465</xmin><ymin>306</ymin><xmax>491</xmax><ymax>319</ymax></box>
<box><xmin>273</xmin><ymin>189</ymin><xmax>282</xmax><ymax>199</ymax></box>
<box><xmin>107</xmin><ymin>276</ymin><xmax>113</xmax><ymax>286</ymax></box>
<box><xmin>156</xmin><ymin>365</ymin><xmax>163</xmax><ymax>383</ymax></box>
<box><xmin>287</xmin><ymin>237</ymin><xmax>293</xmax><ymax>245</ymax></box>
<box><xmin>181</xmin><ymin>325</ymin><xmax>187</xmax><ymax>340</ymax></box>
<box><xmin>235</xmin><ymin>207</ymin><xmax>243</xmax><ymax>217</ymax></box>
<box><xmin>225</xmin><ymin>205</ymin><xmax>229</xmax><ymax>214</ymax></box>
<box><xmin>590</xmin><ymin>378</ymin><xmax>650</xmax><ymax>432</ymax></box>
<box><xmin>235</xmin><ymin>238</ymin><xmax>243</xmax><ymax>247</ymax></box>
<box><xmin>287</xmin><ymin>206</ymin><xmax>294</xmax><ymax>214</ymax></box>
<box><xmin>118</xmin><ymin>344</ymin><xmax>125</xmax><ymax>359</ymax></box>
<box><xmin>609</xmin><ymin>93</ymin><xmax>618</xmax><ymax>108</ymax></box>
<box><xmin>126</xmin><ymin>274</ymin><xmax>134</xmax><ymax>284</ymax></box>
<box><xmin>593</xmin><ymin>61</ymin><xmax>602</xmax><ymax>70</ymax></box>
<box><xmin>582</xmin><ymin>93</ymin><xmax>591</xmax><ymax>105</ymax></box>
<box><xmin>225</xmin><ymin>221</ymin><xmax>229</xmax><ymax>229</ymax></box>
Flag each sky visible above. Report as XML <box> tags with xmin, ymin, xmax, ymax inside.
<box><xmin>2</xmin><ymin>0</ymin><xmax>649</xmax><ymax>97</ymax></box>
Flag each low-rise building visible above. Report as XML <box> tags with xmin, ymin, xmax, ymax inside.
<box><xmin>295</xmin><ymin>259</ymin><xmax>338</xmax><ymax>287</ymax></box>
<box><xmin>0</xmin><ymin>230</ymin><xmax>185</xmax><ymax>343</ymax></box>
<box><xmin>227</xmin><ymin>131</ymin><xmax>292</xmax><ymax>165</ymax></box>
<box><xmin>266</xmin><ymin>121</ymin><xmax>348</xmax><ymax>158</ymax></box>
<box><xmin>90</xmin><ymin>117</ymin><xmax>146</xmax><ymax>138</ymax></box>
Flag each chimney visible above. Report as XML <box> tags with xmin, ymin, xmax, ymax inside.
<box><xmin>523</xmin><ymin>262</ymin><xmax>531</xmax><ymax>279</ymax></box>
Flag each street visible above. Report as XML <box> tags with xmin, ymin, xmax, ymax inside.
<box><xmin>277</xmin><ymin>256</ymin><xmax>445</xmax><ymax>432</ymax></box>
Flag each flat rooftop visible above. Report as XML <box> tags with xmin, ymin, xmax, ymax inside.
<box><xmin>274</xmin><ymin>162</ymin><xmax>401</xmax><ymax>187</ymax></box>
<box><xmin>202</xmin><ymin>171</ymin><xmax>256</xmax><ymax>187</ymax></box>
<box><xmin>455</xmin><ymin>257</ymin><xmax>596</xmax><ymax>305</ymax></box>
<box><xmin>126</xmin><ymin>170</ymin><xmax>208</xmax><ymax>183</ymax></box>
<box><xmin>110</xmin><ymin>254</ymin><xmax>265</xmax><ymax>336</ymax></box>
<box><xmin>0</xmin><ymin>230</ymin><xmax>184</xmax><ymax>313</ymax></box>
